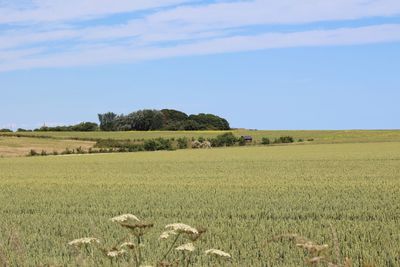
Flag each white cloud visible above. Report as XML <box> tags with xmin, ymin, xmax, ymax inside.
<box><xmin>0</xmin><ymin>0</ymin><xmax>400</xmax><ymax>72</ymax></box>
<box><xmin>0</xmin><ymin>0</ymin><xmax>193</xmax><ymax>23</ymax></box>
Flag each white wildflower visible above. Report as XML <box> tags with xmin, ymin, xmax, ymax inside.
<box><xmin>111</xmin><ymin>214</ymin><xmax>140</xmax><ymax>223</ymax></box>
<box><xmin>165</xmin><ymin>223</ymin><xmax>198</xmax><ymax>235</ymax></box>
<box><xmin>68</xmin><ymin>237</ymin><xmax>100</xmax><ymax>247</ymax></box>
<box><xmin>205</xmin><ymin>249</ymin><xmax>231</xmax><ymax>258</ymax></box>
<box><xmin>176</xmin><ymin>243</ymin><xmax>195</xmax><ymax>252</ymax></box>
<box><xmin>107</xmin><ymin>249</ymin><xmax>127</xmax><ymax>258</ymax></box>
<box><xmin>159</xmin><ymin>230</ymin><xmax>177</xmax><ymax>240</ymax></box>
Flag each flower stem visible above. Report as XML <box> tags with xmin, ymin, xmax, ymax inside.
<box><xmin>162</xmin><ymin>233</ymin><xmax>181</xmax><ymax>261</ymax></box>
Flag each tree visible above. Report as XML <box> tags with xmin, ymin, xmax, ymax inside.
<box><xmin>71</xmin><ymin>122</ymin><xmax>98</xmax><ymax>131</ymax></box>
<box><xmin>188</xmin><ymin>113</ymin><xmax>230</xmax><ymax>130</ymax></box>
<box><xmin>98</xmin><ymin>112</ymin><xmax>117</xmax><ymax>131</ymax></box>
<box><xmin>131</xmin><ymin>110</ymin><xmax>164</xmax><ymax>131</ymax></box>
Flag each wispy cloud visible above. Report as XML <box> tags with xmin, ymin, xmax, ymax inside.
<box><xmin>1</xmin><ymin>0</ymin><xmax>400</xmax><ymax>72</ymax></box>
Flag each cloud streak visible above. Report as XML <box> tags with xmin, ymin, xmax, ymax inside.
<box><xmin>0</xmin><ymin>0</ymin><xmax>400</xmax><ymax>72</ymax></box>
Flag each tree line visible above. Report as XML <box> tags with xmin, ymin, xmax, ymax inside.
<box><xmin>98</xmin><ymin>109</ymin><xmax>230</xmax><ymax>131</ymax></box>
<box><xmin>1</xmin><ymin>109</ymin><xmax>230</xmax><ymax>132</ymax></box>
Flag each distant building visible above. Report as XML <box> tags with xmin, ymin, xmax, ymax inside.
<box><xmin>242</xmin><ymin>136</ymin><xmax>253</xmax><ymax>142</ymax></box>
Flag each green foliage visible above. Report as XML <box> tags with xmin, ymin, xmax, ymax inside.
<box><xmin>71</xmin><ymin>122</ymin><xmax>98</xmax><ymax>132</ymax></box>
<box><xmin>161</xmin><ymin>109</ymin><xmax>188</xmax><ymax>130</ymax></box>
<box><xmin>188</xmin><ymin>113</ymin><xmax>230</xmax><ymax>130</ymax></box>
<box><xmin>17</xmin><ymin>128</ymin><xmax>32</xmax><ymax>132</ymax></box>
<box><xmin>209</xmin><ymin>132</ymin><xmax>238</xmax><ymax>147</ymax></box>
<box><xmin>131</xmin><ymin>110</ymin><xmax>165</xmax><ymax>131</ymax></box>
<box><xmin>261</xmin><ymin>137</ymin><xmax>270</xmax><ymax>145</ymax></box>
<box><xmin>34</xmin><ymin>122</ymin><xmax>98</xmax><ymax>132</ymax></box>
<box><xmin>29</xmin><ymin>149</ymin><xmax>38</xmax><ymax>156</ymax></box>
<box><xmin>274</xmin><ymin>136</ymin><xmax>294</xmax><ymax>144</ymax></box>
<box><xmin>144</xmin><ymin>138</ymin><xmax>173</xmax><ymax>151</ymax></box>
<box><xmin>98</xmin><ymin>109</ymin><xmax>230</xmax><ymax>131</ymax></box>
<box><xmin>98</xmin><ymin>112</ymin><xmax>118</xmax><ymax>131</ymax></box>
<box><xmin>176</xmin><ymin>137</ymin><xmax>189</xmax><ymax>149</ymax></box>
<box><xmin>238</xmin><ymin>136</ymin><xmax>246</xmax><ymax>146</ymax></box>
<box><xmin>0</xmin><ymin>128</ymin><xmax>13</xmax><ymax>132</ymax></box>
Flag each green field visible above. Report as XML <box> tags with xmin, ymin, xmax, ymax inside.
<box><xmin>1</xmin><ymin>141</ymin><xmax>399</xmax><ymax>266</ymax></box>
<box><xmin>4</xmin><ymin>129</ymin><xmax>400</xmax><ymax>144</ymax></box>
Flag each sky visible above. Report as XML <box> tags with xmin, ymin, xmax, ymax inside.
<box><xmin>0</xmin><ymin>0</ymin><xmax>399</xmax><ymax>130</ymax></box>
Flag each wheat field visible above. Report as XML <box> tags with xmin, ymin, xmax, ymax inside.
<box><xmin>0</xmin><ymin>141</ymin><xmax>399</xmax><ymax>266</ymax></box>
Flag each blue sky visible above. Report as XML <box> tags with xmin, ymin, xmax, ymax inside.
<box><xmin>1</xmin><ymin>0</ymin><xmax>399</xmax><ymax>130</ymax></box>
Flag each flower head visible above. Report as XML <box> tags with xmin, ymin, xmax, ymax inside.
<box><xmin>176</xmin><ymin>243</ymin><xmax>195</xmax><ymax>252</ymax></box>
<box><xmin>205</xmin><ymin>249</ymin><xmax>231</xmax><ymax>258</ymax></box>
<box><xmin>107</xmin><ymin>249</ymin><xmax>127</xmax><ymax>258</ymax></box>
<box><xmin>68</xmin><ymin>237</ymin><xmax>100</xmax><ymax>247</ymax></box>
<box><xmin>165</xmin><ymin>223</ymin><xmax>198</xmax><ymax>235</ymax></box>
<box><xmin>159</xmin><ymin>230</ymin><xmax>177</xmax><ymax>240</ymax></box>
<box><xmin>111</xmin><ymin>214</ymin><xmax>140</xmax><ymax>224</ymax></box>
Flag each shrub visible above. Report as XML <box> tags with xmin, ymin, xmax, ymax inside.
<box><xmin>144</xmin><ymin>140</ymin><xmax>158</xmax><ymax>151</ymax></box>
<box><xmin>17</xmin><ymin>128</ymin><xmax>32</xmax><ymax>132</ymax></box>
<box><xmin>177</xmin><ymin>137</ymin><xmax>188</xmax><ymax>149</ymax></box>
<box><xmin>29</xmin><ymin>149</ymin><xmax>38</xmax><ymax>156</ymax></box>
<box><xmin>155</xmin><ymin>138</ymin><xmax>173</xmax><ymax>151</ymax></box>
<box><xmin>209</xmin><ymin>133</ymin><xmax>238</xmax><ymax>147</ymax></box>
<box><xmin>274</xmin><ymin>136</ymin><xmax>294</xmax><ymax>144</ymax></box>
<box><xmin>40</xmin><ymin>150</ymin><xmax>47</xmax><ymax>156</ymax></box>
<box><xmin>0</xmin><ymin>128</ymin><xmax>12</xmax><ymax>132</ymax></box>
<box><xmin>61</xmin><ymin>148</ymin><xmax>72</xmax><ymax>155</ymax></box>
<box><xmin>76</xmin><ymin>147</ymin><xmax>86</xmax><ymax>154</ymax></box>
<box><xmin>307</xmin><ymin>138</ymin><xmax>314</xmax><ymax>142</ymax></box>
<box><xmin>261</xmin><ymin>137</ymin><xmax>270</xmax><ymax>145</ymax></box>
<box><xmin>238</xmin><ymin>136</ymin><xmax>246</xmax><ymax>146</ymax></box>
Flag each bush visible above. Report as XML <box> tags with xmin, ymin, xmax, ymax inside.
<box><xmin>76</xmin><ymin>147</ymin><xmax>86</xmax><ymax>154</ymax></box>
<box><xmin>144</xmin><ymin>138</ymin><xmax>173</xmax><ymax>151</ymax></box>
<box><xmin>17</xmin><ymin>128</ymin><xmax>32</xmax><ymax>132</ymax></box>
<box><xmin>274</xmin><ymin>136</ymin><xmax>294</xmax><ymax>144</ymax></box>
<box><xmin>29</xmin><ymin>149</ymin><xmax>38</xmax><ymax>156</ymax></box>
<box><xmin>261</xmin><ymin>137</ymin><xmax>270</xmax><ymax>145</ymax></box>
<box><xmin>0</xmin><ymin>128</ymin><xmax>12</xmax><ymax>132</ymax></box>
<box><xmin>210</xmin><ymin>132</ymin><xmax>238</xmax><ymax>147</ymax></box>
<box><xmin>61</xmin><ymin>148</ymin><xmax>73</xmax><ymax>155</ymax></box>
<box><xmin>155</xmin><ymin>138</ymin><xmax>173</xmax><ymax>151</ymax></box>
<box><xmin>238</xmin><ymin>136</ymin><xmax>246</xmax><ymax>146</ymax></box>
<box><xmin>144</xmin><ymin>140</ymin><xmax>157</xmax><ymax>151</ymax></box>
<box><xmin>177</xmin><ymin>137</ymin><xmax>188</xmax><ymax>149</ymax></box>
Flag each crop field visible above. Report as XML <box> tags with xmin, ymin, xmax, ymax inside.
<box><xmin>0</xmin><ymin>136</ymin><xmax>95</xmax><ymax>157</ymax></box>
<box><xmin>0</xmin><ymin>141</ymin><xmax>399</xmax><ymax>266</ymax></box>
<box><xmin>3</xmin><ymin>129</ymin><xmax>400</xmax><ymax>144</ymax></box>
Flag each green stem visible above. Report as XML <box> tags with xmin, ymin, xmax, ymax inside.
<box><xmin>162</xmin><ymin>233</ymin><xmax>181</xmax><ymax>261</ymax></box>
<box><xmin>137</xmin><ymin>236</ymin><xmax>142</xmax><ymax>266</ymax></box>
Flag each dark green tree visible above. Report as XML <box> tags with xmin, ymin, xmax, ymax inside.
<box><xmin>98</xmin><ymin>112</ymin><xmax>117</xmax><ymax>131</ymax></box>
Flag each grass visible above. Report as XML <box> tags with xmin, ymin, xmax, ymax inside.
<box><xmin>0</xmin><ymin>136</ymin><xmax>95</xmax><ymax>157</ymax></box>
<box><xmin>3</xmin><ymin>129</ymin><xmax>400</xmax><ymax>144</ymax></box>
<box><xmin>0</xmin><ymin>142</ymin><xmax>399</xmax><ymax>266</ymax></box>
